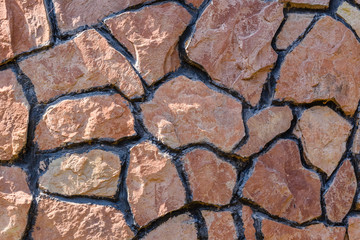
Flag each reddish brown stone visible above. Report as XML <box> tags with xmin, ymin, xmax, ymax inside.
<box><xmin>337</xmin><ymin>2</ymin><xmax>360</xmax><ymax>38</ymax></box>
<box><xmin>348</xmin><ymin>216</ymin><xmax>360</xmax><ymax>240</ymax></box>
<box><xmin>187</xmin><ymin>0</ymin><xmax>283</xmax><ymax>105</ymax></box>
<box><xmin>20</xmin><ymin>29</ymin><xmax>143</xmax><ymax>102</ymax></box>
<box><xmin>141</xmin><ymin>76</ymin><xmax>245</xmax><ymax>152</ymax></box>
<box><xmin>186</xmin><ymin>0</ymin><xmax>204</xmax><ymax>8</ymax></box>
<box><xmin>280</xmin><ymin>0</ymin><xmax>330</xmax><ymax>8</ymax></box>
<box><xmin>128</xmin><ymin>141</ymin><xmax>185</xmax><ymax>226</ymax></box>
<box><xmin>243</xmin><ymin>139</ymin><xmax>321</xmax><ymax>223</ymax></box>
<box><xmin>105</xmin><ymin>3</ymin><xmax>192</xmax><ymax>85</ymax></box>
<box><xmin>353</xmin><ymin>125</ymin><xmax>360</xmax><ymax>154</ymax></box>
<box><xmin>275</xmin><ymin>16</ymin><xmax>360</xmax><ymax>115</ymax></box>
<box><xmin>35</xmin><ymin>94</ymin><xmax>135</xmax><ymax>150</ymax></box>
<box><xmin>202</xmin><ymin>211</ymin><xmax>237</xmax><ymax>240</ymax></box>
<box><xmin>242</xmin><ymin>206</ymin><xmax>256</xmax><ymax>240</ymax></box>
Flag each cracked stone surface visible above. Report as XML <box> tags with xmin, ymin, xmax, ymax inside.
<box><xmin>242</xmin><ymin>206</ymin><xmax>256</xmax><ymax>240</ymax></box>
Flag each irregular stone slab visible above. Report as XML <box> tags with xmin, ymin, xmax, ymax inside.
<box><xmin>202</xmin><ymin>211</ymin><xmax>237</xmax><ymax>240</ymax></box>
<box><xmin>0</xmin><ymin>0</ymin><xmax>50</xmax><ymax>63</ymax></box>
<box><xmin>0</xmin><ymin>166</ymin><xmax>32</xmax><ymax>240</ymax></box>
<box><xmin>0</xmin><ymin>69</ymin><xmax>29</xmax><ymax>160</ymax></box>
<box><xmin>187</xmin><ymin>0</ymin><xmax>283</xmax><ymax>106</ymax></box>
<box><xmin>325</xmin><ymin>159</ymin><xmax>356</xmax><ymax>223</ymax></box>
<box><xmin>275</xmin><ymin>16</ymin><xmax>360</xmax><ymax>115</ymax></box>
<box><xmin>186</xmin><ymin>0</ymin><xmax>204</xmax><ymax>8</ymax></box>
<box><xmin>294</xmin><ymin>106</ymin><xmax>352</xmax><ymax>176</ymax></box>
<box><xmin>35</xmin><ymin>94</ymin><xmax>135</xmax><ymax>150</ymax></box>
<box><xmin>141</xmin><ymin>76</ymin><xmax>245</xmax><ymax>152</ymax></box>
<box><xmin>20</xmin><ymin>29</ymin><xmax>143</xmax><ymax>102</ymax></box>
<box><xmin>337</xmin><ymin>2</ymin><xmax>360</xmax><ymax>37</ymax></box>
<box><xmin>352</xmin><ymin>126</ymin><xmax>360</xmax><ymax>154</ymax></box>
<box><xmin>39</xmin><ymin>149</ymin><xmax>121</xmax><ymax>197</ymax></box>
<box><xmin>243</xmin><ymin>139</ymin><xmax>321</xmax><ymax>223</ymax></box>
<box><xmin>33</xmin><ymin>197</ymin><xmax>133</xmax><ymax>239</ymax></box>
<box><xmin>182</xmin><ymin>149</ymin><xmax>236</xmax><ymax>205</ymax></box>
<box><xmin>237</xmin><ymin>106</ymin><xmax>292</xmax><ymax>157</ymax></box>
<box><xmin>349</xmin><ymin>216</ymin><xmax>360</xmax><ymax>240</ymax></box>
<box><xmin>128</xmin><ymin>141</ymin><xmax>185</xmax><ymax>226</ymax></box>
<box><xmin>242</xmin><ymin>206</ymin><xmax>256</xmax><ymax>240</ymax></box>
<box><xmin>105</xmin><ymin>3</ymin><xmax>192</xmax><ymax>85</ymax></box>
<box><xmin>280</xmin><ymin>0</ymin><xmax>330</xmax><ymax>8</ymax></box>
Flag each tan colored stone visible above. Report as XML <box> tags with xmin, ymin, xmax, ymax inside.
<box><xmin>39</xmin><ymin>150</ymin><xmax>121</xmax><ymax>197</ymax></box>
<box><xmin>0</xmin><ymin>0</ymin><xmax>50</xmax><ymax>63</ymax></box>
<box><xmin>275</xmin><ymin>16</ymin><xmax>360</xmax><ymax>115</ymax></box>
<box><xmin>202</xmin><ymin>211</ymin><xmax>237</xmax><ymax>240</ymax></box>
<box><xmin>237</xmin><ymin>106</ymin><xmax>293</xmax><ymax>157</ymax></box>
<box><xmin>294</xmin><ymin>106</ymin><xmax>352</xmax><ymax>176</ymax></box>
<box><xmin>348</xmin><ymin>216</ymin><xmax>360</xmax><ymax>240</ymax></box>
<box><xmin>105</xmin><ymin>3</ymin><xmax>192</xmax><ymax>85</ymax></box>
<box><xmin>187</xmin><ymin>0</ymin><xmax>283</xmax><ymax>106</ymax></box>
<box><xmin>35</xmin><ymin>94</ymin><xmax>135</xmax><ymax>150</ymax></box>
<box><xmin>337</xmin><ymin>2</ymin><xmax>360</xmax><ymax>38</ymax></box>
<box><xmin>0</xmin><ymin>69</ymin><xmax>29</xmax><ymax>160</ymax></box>
<box><xmin>141</xmin><ymin>76</ymin><xmax>245</xmax><ymax>152</ymax></box>
<box><xmin>128</xmin><ymin>141</ymin><xmax>185</xmax><ymax>226</ymax></box>
<box><xmin>0</xmin><ymin>166</ymin><xmax>32</xmax><ymax>240</ymax></box>
<box><xmin>243</xmin><ymin>139</ymin><xmax>321</xmax><ymax>223</ymax></box>
<box><xmin>280</xmin><ymin>0</ymin><xmax>329</xmax><ymax>8</ymax></box>
<box><xmin>182</xmin><ymin>149</ymin><xmax>236</xmax><ymax>205</ymax></box>
<box><xmin>325</xmin><ymin>159</ymin><xmax>356</xmax><ymax>223</ymax></box>
<box><xmin>33</xmin><ymin>197</ymin><xmax>133</xmax><ymax>240</ymax></box>
<box><xmin>353</xmin><ymin>125</ymin><xmax>360</xmax><ymax>154</ymax></box>
<box><xmin>242</xmin><ymin>206</ymin><xmax>256</xmax><ymax>240</ymax></box>
<box><xmin>20</xmin><ymin>29</ymin><xmax>143</xmax><ymax>103</ymax></box>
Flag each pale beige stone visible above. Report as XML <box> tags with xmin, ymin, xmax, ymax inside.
<box><xmin>280</xmin><ymin>0</ymin><xmax>330</xmax><ymax>8</ymax></box>
<box><xmin>242</xmin><ymin>206</ymin><xmax>256</xmax><ymax>240</ymax></box>
<box><xmin>348</xmin><ymin>216</ymin><xmax>360</xmax><ymax>240</ymax></box>
<box><xmin>202</xmin><ymin>211</ymin><xmax>237</xmax><ymax>240</ymax></box>
<box><xmin>337</xmin><ymin>2</ymin><xmax>360</xmax><ymax>37</ymax></box>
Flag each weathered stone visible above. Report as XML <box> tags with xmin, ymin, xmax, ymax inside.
<box><xmin>0</xmin><ymin>69</ymin><xmax>29</xmax><ymax>160</ymax></box>
<box><xmin>0</xmin><ymin>0</ymin><xmax>50</xmax><ymax>63</ymax></box>
<box><xmin>182</xmin><ymin>149</ymin><xmax>236</xmax><ymax>205</ymax></box>
<box><xmin>294</xmin><ymin>106</ymin><xmax>352</xmax><ymax>176</ymax></box>
<box><xmin>0</xmin><ymin>166</ymin><xmax>32</xmax><ymax>240</ymax></box>
<box><xmin>325</xmin><ymin>159</ymin><xmax>356</xmax><ymax>223</ymax></box>
<box><xmin>128</xmin><ymin>141</ymin><xmax>185</xmax><ymax>226</ymax></box>
<box><xmin>105</xmin><ymin>3</ymin><xmax>192</xmax><ymax>85</ymax></box>
<box><xmin>202</xmin><ymin>211</ymin><xmax>237</xmax><ymax>240</ymax></box>
<box><xmin>39</xmin><ymin>149</ymin><xmax>121</xmax><ymax>197</ymax></box>
<box><xmin>237</xmin><ymin>106</ymin><xmax>292</xmax><ymax>157</ymax></box>
<box><xmin>275</xmin><ymin>16</ymin><xmax>360</xmax><ymax>115</ymax></box>
<box><xmin>243</xmin><ymin>139</ymin><xmax>321</xmax><ymax>223</ymax></box>
<box><xmin>20</xmin><ymin>29</ymin><xmax>143</xmax><ymax>102</ymax></box>
<box><xmin>187</xmin><ymin>0</ymin><xmax>283</xmax><ymax>106</ymax></box>
<box><xmin>348</xmin><ymin>216</ymin><xmax>360</xmax><ymax>240</ymax></box>
<box><xmin>353</xmin><ymin>125</ymin><xmax>360</xmax><ymax>154</ymax></box>
<box><xmin>141</xmin><ymin>76</ymin><xmax>245</xmax><ymax>152</ymax></box>
<box><xmin>186</xmin><ymin>0</ymin><xmax>204</xmax><ymax>8</ymax></box>
<box><xmin>33</xmin><ymin>197</ymin><xmax>133</xmax><ymax>239</ymax></box>
<box><xmin>280</xmin><ymin>0</ymin><xmax>330</xmax><ymax>8</ymax></box>
<box><xmin>242</xmin><ymin>206</ymin><xmax>256</xmax><ymax>240</ymax></box>
<box><xmin>35</xmin><ymin>94</ymin><xmax>135</xmax><ymax>150</ymax></box>
<box><xmin>337</xmin><ymin>2</ymin><xmax>360</xmax><ymax>37</ymax></box>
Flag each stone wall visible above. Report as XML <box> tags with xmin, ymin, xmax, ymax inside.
<box><xmin>1</xmin><ymin>0</ymin><xmax>360</xmax><ymax>239</ymax></box>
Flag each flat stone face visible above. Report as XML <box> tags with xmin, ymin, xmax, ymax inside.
<box><xmin>280</xmin><ymin>0</ymin><xmax>330</xmax><ymax>8</ymax></box>
<box><xmin>242</xmin><ymin>206</ymin><xmax>256</xmax><ymax>240</ymax></box>
<box><xmin>39</xmin><ymin>150</ymin><xmax>121</xmax><ymax>197</ymax></box>
<box><xmin>35</xmin><ymin>94</ymin><xmax>135</xmax><ymax>150</ymax></box>
<box><xmin>243</xmin><ymin>139</ymin><xmax>321</xmax><ymax>223</ymax></box>
<box><xmin>348</xmin><ymin>216</ymin><xmax>360</xmax><ymax>240</ymax></box>
<box><xmin>105</xmin><ymin>3</ymin><xmax>192</xmax><ymax>85</ymax></box>
<box><xmin>182</xmin><ymin>149</ymin><xmax>236</xmax><ymax>205</ymax></box>
<box><xmin>237</xmin><ymin>106</ymin><xmax>292</xmax><ymax>157</ymax></box>
<box><xmin>0</xmin><ymin>69</ymin><xmax>29</xmax><ymax>161</ymax></box>
<box><xmin>33</xmin><ymin>197</ymin><xmax>134</xmax><ymax>240</ymax></box>
<box><xmin>20</xmin><ymin>29</ymin><xmax>143</xmax><ymax>103</ymax></box>
<box><xmin>325</xmin><ymin>159</ymin><xmax>356</xmax><ymax>223</ymax></box>
<box><xmin>294</xmin><ymin>106</ymin><xmax>352</xmax><ymax>176</ymax></box>
<box><xmin>353</xmin><ymin>126</ymin><xmax>360</xmax><ymax>154</ymax></box>
<box><xmin>0</xmin><ymin>0</ymin><xmax>50</xmax><ymax>63</ymax></box>
<box><xmin>202</xmin><ymin>211</ymin><xmax>237</xmax><ymax>240</ymax></box>
<box><xmin>187</xmin><ymin>0</ymin><xmax>283</xmax><ymax>106</ymax></box>
<box><xmin>141</xmin><ymin>76</ymin><xmax>245</xmax><ymax>152</ymax></box>
<box><xmin>275</xmin><ymin>16</ymin><xmax>360</xmax><ymax>116</ymax></box>
<box><xmin>128</xmin><ymin>141</ymin><xmax>185</xmax><ymax>226</ymax></box>
<box><xmin>337</xmin><ymin>2</ymin><xmax>360</xmax><ymax>37</ymax></box>
<box><xmin>0</xmin><ymin>166</ymin><xmax>32</xmax><ymax>240</ymax></box>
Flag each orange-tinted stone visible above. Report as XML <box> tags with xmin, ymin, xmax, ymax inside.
<box><xmin>280</xmin><ymin>0</ymin><xmax>330</xmax><ymax>8</ymax></box>
<box><xmin>202</xmin><ymin>211</ymin><xmax>237</xmax><ymax>240</ymax></box>
<box><xmin>348</xmin><ymin>216</ymin><xmax>360</xmax><ymax>240</ymax></box>
<box><xmin>186</xmin><ymin>0</ymin><xmax>204</xmax><ymax>8</ymax></box>
<box><xmin>242</xmin><ymin>206</ymin><xmax>256</xmax><ymax>240</ymax></box>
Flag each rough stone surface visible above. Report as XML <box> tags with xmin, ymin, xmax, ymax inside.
<box><xmin>243</xmin><ymin>139</ymin><xmax>321</xmax><ymax>223</ymax></box>
<box><xmin>141</xmin><ymin>76</ymin><xmax>245</xmax><ymax>152</ymax></box>
<box><xmin>20</xmin><ymin>29</ymin><xmax>143</xmax><ymax>102</ymax></box>
<box><xmin>348</xmin><ymin>216</ymin><xmax>360</xmax><ymax>240</ymax></box>
<box><xmin>128</xmin><ymin>141</ymin><xmax>185</xmax><ymax>226</ymax></box>
<box><xmin>280</xmin><ymin>0</ymin><xmax>330</xmax><ymax>8</ymax></box>
<box><xmin>275</xmin><ymin>16</ymin><xmax>360</xmax><ymax>115</ymax></box>
<box><xmin>0</xmin><ymin>166</ymin><xmax>32</xmax><ymax>240</ymax></box>
<box><xmin>294</xmin><ymin>106</ymin><xmax>352</xmax><ymax>176</ymax></box>
<box><xmin>35</xmin><ymin>94</ymin><xmax>135</xmax><ymax>150</ymax></box>
<box><xmin>33</xmin><ymin>197</ymin><xmax>134</xmax><ymax>240</ymax></box>
<box><xmin>186</xmin><ymin>0</ymin><xmax>204</xmax><ymax>8</ymax></box>
<box><xmin>39</xmin><ymin>150</ymin><xmax>121</xmax><ymax>197</ymax></box>
<box><xmin>187</xmin><ymin>0</ymin><xmax>283</xmax><ymax>106</ymax></box>
<box><xmin>0</xmin><ymin>69</ymin><xmax>29</xmax><ymax>161</ymax></box>
<box><xmin>105</xmin><ymin>3</ymin><xmax>192</xmax><ymax>85</ymax></box>
<box><xmin>353</xmin><ymin>126</ymin><xmax>360</xmax><ymax>154</ymax></box>
<box><xmin>182</xmin><ymin>149</ymin><xmax>236</xmax><ymax>205</ymax></box>
<box><xmin>337</xmin><ymin>2</ymin><xmax>360</xmax><ymax>37</ymax></box>
<box><xmin>242</xmin><ymin>206</ymin><xmax>256</xmax><ymax>240</ymax></box>
<box><xmin>237</xmin><ymin>106</ymin><xmax>292</xmax><ymax>157</ymax></box>
<box><xmin>202</xmin><ymin>211</ymin><xmax>237</xmax><ymax>240</ymax></box>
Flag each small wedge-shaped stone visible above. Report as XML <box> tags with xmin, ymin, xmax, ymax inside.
<box><xmin>294</xmin><ymin>106</ymin><xmax>352</xmax><ymax>176</ymax></box>
<box><xmin>105</xmin><ymin>3</ymin><xmax>192</xmax><ymax>85</ymax></box>
<box><xmin>141</xmin><ymin>76</ymin><xmax>245</xmax><ymax>152</ymax></box>
<box><xmin>280</xmin><ymin>0</ymin><xmax>330</xmax><ymax>8</ymax></box>
<box><xmin>35</xmin><ymin>94</ymin><xmax>135</xmax><ymax>150</ymax></box>
<box><xmin>202</xmin><ymin>211</ymin><xmax>237</xmax><ymax>240</ymax></box>
<box><xmin>352</xmin><ymin>125</ymin><xmax>360</xmax><ymax>154</ymax></box>
<box><xmin>243</xmin><ymin>139</ymin><xmax>321</xmax><ymax>223</ymax></box>
<box><xmin>349</xmin><ymin>216</ymin><xmax>360</xmax><ymax>240</ymax></box>
<box><xmin>337</xmin><ymin>2</ymin><xmax>360</xmax><ymax>37</ymax></box>
<box><xmin>20</xmin><ymin>29</ymin><xmax>143</xmax><ymax>102</ymax></box>
<box><xmin>242</xmin><ymin>206</ymin><xmax>256</xmax><ymax>240</ymax></box>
